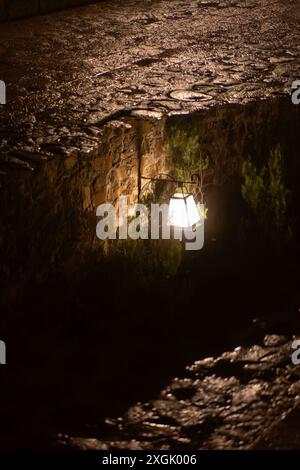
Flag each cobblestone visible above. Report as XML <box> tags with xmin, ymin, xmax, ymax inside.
<box><xmin>0</xmin><ymin>0</ymin><xmax>299</xmax><ymax>164</ymax></box>
<box><xmin>60</xmin><ymin>335</ymin><xmax>300</xmax><ymax>450</ymax></box>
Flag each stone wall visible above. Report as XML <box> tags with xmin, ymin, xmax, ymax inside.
<box><xmin>0</xmin><ymin>97</ymin><xmax>299</xmax><ymax>305</ymax></box>
<box><xmin>0</xmin><ymin>0</ymin><xmax>97</xmax><ymax>22</ymax></box>
<box><xmin>0</xmin><ymin>116</ymin><xmax>169</xmax><ymax>303</ymax></box>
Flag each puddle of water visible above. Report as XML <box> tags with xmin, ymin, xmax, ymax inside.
<box><xmin>131</xmin><ymin>109</ymin><xmax>163</xmax><ymax>119</ymax></box>
<box><xmin>169</xmin><ymin>89</ymin><xmax>214</xmax><ymax>101</ymax></box>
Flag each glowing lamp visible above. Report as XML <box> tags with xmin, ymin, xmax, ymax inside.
<box><xmin>167</xmin><ymin>192</ymin><xmax>201</xmax><ymax>228</ymax></box>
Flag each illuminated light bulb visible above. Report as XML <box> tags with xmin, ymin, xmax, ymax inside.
<box><xmin>167</xmin><ymin>192</ymin><xmax>201</xmax><ymax>228</ymax></box>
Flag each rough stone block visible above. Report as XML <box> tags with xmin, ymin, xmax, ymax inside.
<box><xmin>93</xmin><ymin>189</ymin><xmax>106</xmax><ymax>208</ymax></box>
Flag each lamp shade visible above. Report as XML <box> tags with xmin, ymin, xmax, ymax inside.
<box><xmin>167</xmin><ymin>192</ymin><xmax>201</xmax><ymax>228</ymax></box>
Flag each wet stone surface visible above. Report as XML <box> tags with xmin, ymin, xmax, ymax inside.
<box><xmin>0</xmin><ymin>0</ymin><xmax>299</xmax><ymax>167</ymax></box>
<box><xmin>61</xmin><ymin>335</ymin><xmax>300</xmax><ymax>450</ymax></box>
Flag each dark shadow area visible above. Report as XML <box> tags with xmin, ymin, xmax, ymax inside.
<box><xmin>0</xmin><ymin>0</ymin><xmax>104</xmax><ymax>23</ymax></box>
<box><xmin>1</xmin><ymin>229</ymin><xmax>300</xmax><ymax>449</ymax></box>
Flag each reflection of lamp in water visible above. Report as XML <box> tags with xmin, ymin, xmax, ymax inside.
<box><xmin>167</xmin><ymin>191</ymin><xmax>200</xmax><ymax>228</ymax></box>
<box><xmin>139</xmin><ymin>174</ymin><xmax>202</xmax><ymax>228</ymax></box>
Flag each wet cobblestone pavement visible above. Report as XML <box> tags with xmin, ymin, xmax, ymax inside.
<box><xmin>61</xmin><ymin>335</ymin><xmax>300</xmax><ymax>450</ymax></box>
<box><xmin>0</xmin><ymin>0</ymin><xmax>300</xmax><ymax>162</ymax></box>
